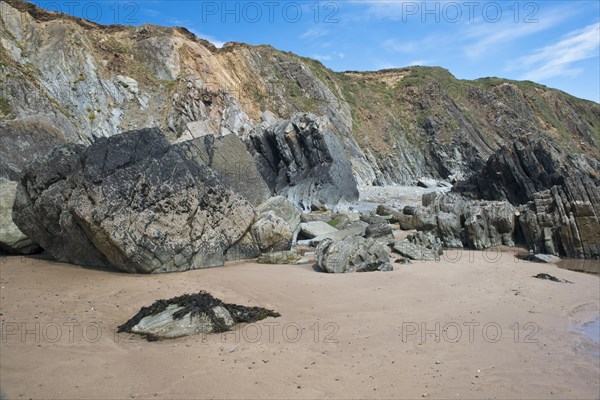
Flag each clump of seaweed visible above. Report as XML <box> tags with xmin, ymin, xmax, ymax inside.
<box><xmin>533</xmin><ymin>273</ymin><xmax>573</xmax><ymax>283</ymax></box>
<box><xmin>117</xmin><ymin>291</ymin><xmax>280</xmax><ymax>337</ymax></box>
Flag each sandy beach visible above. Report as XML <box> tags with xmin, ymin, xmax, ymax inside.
<box><xmin>0</xmin><ymin>249</ymin><xmax>598</xmax><ymax>400</ymax></box>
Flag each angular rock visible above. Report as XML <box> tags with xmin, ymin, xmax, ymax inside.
<box><xmin>412</xmin><ymin>207</ymin><xmax>438</xmax><ymax>231</ymax></box>
<box><xmin>376</xmin><ymin>204</ymin><xmax>402</xmax><ymax>218</ymax></box>
<box><xmin>256</xmin><ymin>196</ymin><xmax>302</xmax><ymax>239</ymax></box>
<box><xmin>316</xmin><ymin>236</ymin><xmax>392</xmax><ymax>273</ymax></box>
<box><xmin>305</xmin><ymin>221</ymin><xmax>369</xmax><ymax>246</ymax></box>
<box><xmin>416</xmin><ymin>178</ymin><xmax>438</xmax><ymax>189</ymax></box>
<box><xmin>365</xmin><ymin>223</ymin><xmax>393</xmax><ymax>239</ymax></box>
<box><xmin>13</xmin><ymin>128</ymin><xmax>257</xmax><ymax>273</ymax></box>
<box><xmin>360</xmin><ymin>215</ymin><xmax>388</xmax><ymax>225</ymax></box>
<box><xmin>257</xmin><ymin>250</ymin><xmax>303</xmax><ymax>264</ymax></box>
<box><xmin>0</xmin><ymin>179</ymin><xmax>39</xmax><ymax>254</ymax></box>
<box><xmin>299</xmin><ymin>221</ymin><xmax>338</xmax><ymax>239</ymax></box>
<box><xmin>252</xmin><ymin>211</ymin><xmax>292</xmax><ymax>252</ymax></box>
<box><xmin>247</xmin><ymin>113</ymin><xmax>359</xmax><ymax>209</ymax></box>
<box><xmin>435</xmin><ymin>212</ymin><xmax>463</xmax><ymax>248</ymax></box>
<box><xmin>300</xmin><ymin>211</ymin><xmax>332</xmax><ymax>223</ymax></box>
<box><xmin>327</xmin><ymin>214</ymin><xmax>351</xmax><ymax>230</ymax></box>
<box><xmin>176</xmin><ymin>134</ymin><xmax>271</xmax><ymax>206</ymax></box>
<box><xmin>118</xmin><ymin>291</ymin><xmax>280</xmax><ymax>340</ymax></box>
<box><xmin>391</xmin><ymin>240</ymin><xmax>440</xmax><ymax>261</ymax></box>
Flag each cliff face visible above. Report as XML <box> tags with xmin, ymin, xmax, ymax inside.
<box><xmin>1</xmin><ymin>0</ymin><xmax>599</xmax><ymax>188</ymax></box>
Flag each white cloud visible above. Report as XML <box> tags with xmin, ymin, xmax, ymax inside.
<box><xmin>348</xmin><ymin>0</ymin><xmax>422</xmax><ymax>21</ymax></box>
<box><xmin>312</xmin><ymin>54</ymin><xmax>332</xmax><ymax>61</ymax></box>
<box><xmin>301</xmin><ymin>27</ymin><xmax>329</xmax><ymax>41</ymax></box>
<box><xmin>462</xmin><ymin>12</ymin><xmax>568</xmax><ymax>59</ymax></box>
<box><xmin>143</xmin><ymin>9</ymin><xmax>159</xmax><ymax>17</ymax></box>
<box><xmin>190</xmin><ymin>29</ymin><xmax>226</xmax><ymax>48</ymax></box>
<box><xmin>514</xmin><ymin>22</ymin><xmax>600</xmax><ymax>81</ymax></box>
<box><xmin>384</xmin><ymin>38</ymin><xmax>418</xmax><ymax>53</ymax></box>
<box><xmin>407</xmin><ymin>60</ymin><xmax>428</xmax><ymax>66</ymax></box>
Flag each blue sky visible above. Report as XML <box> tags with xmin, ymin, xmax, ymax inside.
<box><xmin>35</xmin><ymin>1</ymin><xmax>600</xmax><ymax>102</ymax></box>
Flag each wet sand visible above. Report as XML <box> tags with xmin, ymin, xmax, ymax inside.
<box><xmin>0</xmin><ymin>248</ymin><xmax>599</xmax><ymax>399</ymax></box>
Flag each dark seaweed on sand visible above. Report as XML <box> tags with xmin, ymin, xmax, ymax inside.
<box><xmin>533</xmin><ymin>273</ymin><xmax>573</xmax><ymax>283</ymax></box>
<box><xmin>117</xmin><ymin>291</ymin><xmax>280</xmax><ymax>335</ymax></box>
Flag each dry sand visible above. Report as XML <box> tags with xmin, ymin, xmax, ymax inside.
<box><xmin>0</xmin><ymin>248</ymin><xmax>598</xmax><ymax>399</ymax></box>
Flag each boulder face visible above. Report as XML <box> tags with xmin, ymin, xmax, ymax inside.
<box><xmin>251</xmin><ymin>211</ymin><xmax>292</xmax><ymax>252</ymax></box>
<box><xmin>13</xmin><ymin>128</ymin><xmax>257</xmax><ymax>273</ymax></box>
<box><xmin>0</xmin><ymin>179</ymin><xmax>39</xmax><ymax>254</ymax></box>
<box><xmin>176</xmin><ymin>134</ymin><xmax>271</xmax><ymax>206</ymax></box>
<box><xmin>247</xmin><ymin>114</ymin><xmax>359</xmax><ymax>209</ymax></box>
<box><xmin>316</xmin><ymin>236</ymin><xmax>392</xmax><ymax>273</ymax></box>
<box><xmin>256</xmin><ymin>196</ymin><xmax>303</xmax><ymax>239</ymax></box>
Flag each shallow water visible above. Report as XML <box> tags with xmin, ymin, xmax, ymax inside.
<box><xmin>557</xmin><ymin>259</ymin><xmax>600</xmax><ymax>275</ymax></box>
<box><xmin>578</xmin><ymin>318</ymin><xmax>600</xmax><ymax>344</ymax></box>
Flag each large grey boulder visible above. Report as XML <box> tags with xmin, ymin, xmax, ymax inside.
<box><xmin>365</xmin><ymin>223</ymin><xmax>393</xmax><ymax>239</ymax></box>
<box><xmin>177</xmin><ymin>134</ymin><xmax>271</xmax><ymax>206</ymax></box>
<box><xmin>0</xmin><ymin>179</ymin><xmax>39</xmax><ymax>254</ymax></box>
<box><xmin>391</xmin><ymin>241</ymin><xmax>441</xmax><ymax>261</ymax></box>
<box><xmin>316</xmin><ymin>236</ymin><xmax>392</xmax><ymax>273</ymax></box>
<box><xmin>256</xmin><ymin>196</ymin><xmax>302</xmax><ymax>239</ymax></box>
<box><xmin>299</xmin><ymin>221</ymin><xmax>338</xmax><ymax>239</ymax></box>
<box><xmin>118</xmin><ymin>291</ymin><xmax>280</xmax><ymax>340</ymax></box>
<box><xmin>247</xmin><ymin>114</ymin><xmax>359</xmax><ymax>209</ymax></box>
<box><xmin>13</xmin><ymin>128</ymin><xmax>257</xmax><ymax>273</ymax></box>
<box><xmin>251</xmin><ymin>211</ymin><xmax>292</xmax><ymax>252</ymax></box>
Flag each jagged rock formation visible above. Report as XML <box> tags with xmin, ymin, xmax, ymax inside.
<box><xmin>247</xmin><ymin>114</ymin><xmax>359</xmax><ymax>208</ymax></box>
<box><xmin>118</xmin><ymin>291</ymin><xmax>280</xmax><ymax>340</ymax></box>
<box><xmin>458</xmin><ymin>136</ymin><xmax>600</xmax><ymax>259</ymax></box>
<box><xmin>316</xmin><ymin>236</ymin><xmax>392</xmax><ymax>273</ymax></box>
<box><xmin>13</xmin><ymin>128</ymin><xmax>257</xmax><ymax>273</ymax></box>
<box><xmin>1</xmin><ymin>0</ymin><xmax>597</xmax><ymax>190</ymax></box>
<box><xmin>1</xmin><ymin>0</ymin><xmax>599</xmax><ymax>258</ymax></box>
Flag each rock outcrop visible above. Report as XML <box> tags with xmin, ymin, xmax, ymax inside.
<box><xmin>246</xmin><ymin>114</ymin><xmax>359</xmax><ymax>209</ymax></box>
<box><xmin>118</xmin><ymin>291</ymin><xmax>280</xmax><ymax>340</ymax></box>
<box><xmin>316</xmin><ymin>236</ymin><xmax>392</xmax><ymax>273</ymax></box>
<box><xmin>0</xmin><ymin>0</ymin><xmax>598</xmax><ymax>193</ymax></box>
<box><xmin>0</xmin><ymin>117</ymin><xmax>68</xmax><ymax>180</ymax></box>
<box><xmin>458</xmin><ymin>136</ymin><xmax>600</xmax><ymax>258</ymax></box>
<box><xmin>516</xmin><ymin>178</ymin><xmax>600</xmax><ymax>259</ymax></box>
<box><xmin>13</xmin><ymin>128</ymin><xmax>257</xmax><ymax>273</ymax></box>
<box><xmin>1</xmin><ymin>0</ymin><xmax>599</xmax><ymax>260</ymax></box>
<box><xmin>387</xmin><ymin>194</ymin><xmax>517</xmax><ymax>251</ymax></box>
